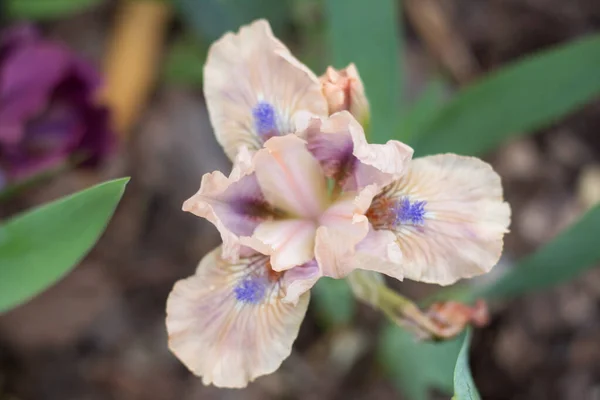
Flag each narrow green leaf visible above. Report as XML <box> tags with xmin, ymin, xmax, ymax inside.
<box><xmin>7</xmin><ymin>0</ymin><xmax>104</xmax><ymax>20</ymax></box>
<box><xmin>453</xmin><ymin>329</ymin><xmax>481</xmax><ymax>400</ymax></box>
<box><xmin>311</xmin><ymin>277</ymin><xmax>355</xmax><ymax>328</ymax></box>
<box><xmin>479</xmin><ymin>204</ymin><xmax>600</xmax><ymax>300</ymax></box>
<box><xmin>379</xmin><ymin>323</ymin><xmax>462</xmax><ymax>400</ymax></box>
<box><xmin>175</xmin><ymin>0</ymin><xmax>292</xmax><ymax>41</ymax></box>
<box><xmin>412</xmin><ymin>34</ymin><xmax>600</xmax><ymax>156</ymax></box>
<box><xmin>399</xmin><ymin>78</ymin><xmax>449</xmax><ymax>142</ymax></box>
<box><xmin>0</xmin><ymin>178</ymin><xmax>129</xmax><ymax>313</ymax></box>
<box><xmin>325</xmin><ymin>0</ymin><xmax>403</xmax><ymax>143</ymax></box>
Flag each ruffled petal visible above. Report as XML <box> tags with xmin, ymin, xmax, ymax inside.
<box><xmin>182</xmin><ymin>148</ymin><xmax>272</xmax><ymax>260</ymax></box>
<box><xmin>203</xmin><ymin>19</ymin><xmax>328</xmax><ymax>160</ymax></box>
<box><xmin>252</xmin><ymin>219</ymin><xmax>317</xmax><ymax>272</ymax></box>
<box><xmin>319</xmin><ymin>64</ymin><xmax>370</xmax><ymax>125</ymax></box>
<box><xmin>368</xmin><ymin>154</ymin><xmax>511</xmax><ymax>285</ymax></box>
<box><xmin>254</xmin><ymin>135</ymin><xmax>328</xmax><ymax>218</ymax></box>
<box><xmin>166</xmin><ymin>247</ymin><xmax>309</xmax><ymax>388</ymax></box>
<box><xmin>304</xmin><ymin>111</ymin><xmax>413</xmax><ymax>191</ymax></box>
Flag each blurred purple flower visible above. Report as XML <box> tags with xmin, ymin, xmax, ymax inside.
<box><xmin>0</xmin><ymin>24</ymin><xmax>115</xmax><ymax>187</ymax></box>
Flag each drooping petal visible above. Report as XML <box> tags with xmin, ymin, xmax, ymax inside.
<box><xmin>182</xmin><ymin>147</ymin><xmax>272</xmax><ymax>260</ymax></box>
<box><xmin>203</xmin><ymin>19</ymin><xmax>328</xmax><ymax>160</ymax></box>
<box><xmin>254</xmin><ymin>135</ymin><xmax>328</xmax><ymax>218</ymax></box>
<box><xmin>368</xmin><ymin>154</ymin><xmax>511</xmax><ymax>285</ymax></box>
<box><xmin>166</xmin><ymin>247</ymin><xmax>309</xmax><ymax>388</ymax></box>
<box><xmin>252</xmin><ymin>219</ymin><xmax>317</xmax><ymax>272</ymax></box>
<box><xmin>319</xmin><ymin>64</ymin><xmax>370</xmax><ymax>125</ymax></box>
<box><xmin>304</xmin><ymin>111</ymin><xmax>413</xmax><ymax>191</ymax></box>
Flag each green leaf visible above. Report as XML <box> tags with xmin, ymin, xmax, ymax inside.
<box><xmin>163</xmin><ymin>35</ymin><xmax>207</xmax><ymax>87</ymax></box>
<box><xmin>412</xmin><ymin>34</ymin><xmax>600</xmax><ymax>156</ymax></box>
<box><xmin>479</xmin><ymin>204</ymin><xmax>600</xmax><ymax>300</ymax></box>
<box><xmin>311</xmin><ymin>277</ymin><xmax>355</xmax><ymax>328</ymax></box>
<box><xmin>325</xmin><ymin>0</ymin><xmax>403</xmax><ymax>143</ymax></box>
<box><xmin>175</xmin><ymin>0</ymin><xmax>292</xmax><ymax>41</ymax></box>
<box><xmin>379</xmin><ymin>323</ymin><xmax>462</xmax><ymax>400</ymax></box>
<box><xmin>453</xmin><ymin>329</ymin><xmax>481</xmax><ymax>400</ymax></box>
<box><xmin>398</xmin><ymin>78</ymin><xmax>449</xmax><ymax>142</ymax></box>
<box><xmin>0</xmin><ymin>178</ymin><xmax>129</xmax><ymax>313</ymax></box>
<box><xmin>6</xmin><ymin>0</ymin><xmax>104</xmax><ymax>20</ymax></box>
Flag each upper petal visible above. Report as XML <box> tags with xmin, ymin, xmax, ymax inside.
<box><xmin>368</xmin><ymin>154</ymin><xmax>511</xmax><ymax>285</ymax></box>
<box><xmin>304</xmin><ymin>111</ymin><xmax>413</xmax><ymax>191</ymax></box>
<box><xmin>182</xmin><ymin>148</ymin><xmax>271</xmax><ymax>260</ymax></box>
<box><xmin>254</xmin><ymin>135</ymin><xmax>328</xmax><ymax>218</ymax></box>
<box><xmin>203</xmin><ymin>19</ymin><xmax>328</xmax><ymax>160</ymax></box>
<box><xmin>166</xmin><ymin>247</ymin><xmax>309</xmax><ymax>388</ymax></box>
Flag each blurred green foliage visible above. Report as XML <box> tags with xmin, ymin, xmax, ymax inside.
<box><xmin>0</xmin><ymin>178</ymin><xmax>128</xmax><ymax>313</ymax></box>
<box><xmin>379</xmin><ymin>325</ymin><xmax>463</xmax><ymax>400</ymax></box>
<box><xmin>163</xmin><ymin>34</ymin><xmax>207</xmax><ymax>87</ymax></box>
<box><xmin>411</xmin><ymin>34</ymin><xmax>600</xmax><ymax>156</ymax></box>
<box><xmin>311</xmin><ymin>277</ymin><xmax>356</xmax><ymax>328</ymax></box>
<box><xmin>175</xmin><ymin>0</ymin><xmax>292</xmax><ymax>41</ymax></box>
<box><xmin>5</xmin><ymin>0</ymin><xmax>104</xmax><ymax>20</ymax></box>
<box><xmin>325</xmin><ymin>0</ymin><xmax>404</xmax><ymax>142</ymax></box>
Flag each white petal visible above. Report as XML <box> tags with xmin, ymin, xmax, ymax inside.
<box><xmin>204</xmin><ymin>19</ymin><xmax>328</xmax><ymax>160</ymax></box>
<box><xmin>371</xmin><ymin>154</ymin><xmax>511</xmax><ymax>285</ymax></box>
<box><xmin>166</xmin><ymin>247</ymin><xmax>309</xmax><ymax>388</ymax></box>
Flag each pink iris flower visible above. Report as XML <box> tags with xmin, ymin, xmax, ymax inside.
<box><xmin>166</xmin><ymin>20</ymin><xmax>510</xmax><ymax>388</ymax></box>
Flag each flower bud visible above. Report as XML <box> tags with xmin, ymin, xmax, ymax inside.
<box><xmin>320</xmin><ymin>64</ymin><xmax>370</xmax><ymax>126</ymax></box>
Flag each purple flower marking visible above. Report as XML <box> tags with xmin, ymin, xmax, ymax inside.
<box><xmin>252</xmin><ymin>101</ymin><xmax>278</xmax><ymax>139</ymax></box>
<box><xmin>394</xmin><ymin>197</ymin><xmax>426</xmax><ymax>226</ymax></box>
<box><xmin>234</xmin><ymin>276</ymin><xmax>267</xmax><ymax>304</ymax></box>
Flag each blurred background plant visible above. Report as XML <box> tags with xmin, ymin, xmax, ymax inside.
<box><xmin>1</xmin><ymin>0</ymin><xmax>600</xmax><ymax>399</ymax></box>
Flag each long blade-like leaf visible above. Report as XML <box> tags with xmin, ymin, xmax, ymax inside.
<box><xmin>412</xmin><ymin>34</ymin><xmax>600</xmax><ymax>156</ymax></box>
<box><xmin>453</xmin><ymin>329</ymin><xmax>481</xmax><ymax>400</ymax></box>
<box><xmin>0</xmin><ymin>178</ymin><xmax>129</xmax><ymax>313</ymax></box>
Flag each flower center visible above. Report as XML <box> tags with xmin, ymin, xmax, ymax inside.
<box><xmin>234</xmin><ymin>277</ymin><xmax>267</xmax><ymax>304</ymax></box>
<box><xmin>233</xmin><ymin>258</ymin><xmax>282</xmax><ymax>304</ymax></box>
<box><xmin>252</xmin><ymin>101</ymin><xmax>278</xmax><ymax>140</ymax></box>
<box><xmin>394</xmin><ymin>197</ymin><xmax>426</xmax><ymax>226</ymax></box>
<box><xmin>367</xmin><ymin>194</ymin><xmax>427</xmax><ymax>230</ymax></box>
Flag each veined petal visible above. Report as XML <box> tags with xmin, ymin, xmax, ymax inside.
<box><xmin>203</xmin><ymin>19</ymin><xmax>328</xmax><ymax>160</ymax></box>
<box><xmin>253</xmin><ymin>219</ymin><xmax>317</xmax><ymax>272</ymax></box>
<box><xmin>304</xmin><ymin>111</ymin><xmax>413</xmax><ymax>191</ymax></box>
<box><xmin>166</xmin><ymin>247</ymin><xmax>309</xmax><ymax>388</ymax></box>
<box><xmin>182</xmin><ymin>148</ymin><xmax>271</xmax><ymax>260</ymax></box>
<box><xmin>254</xmin><ymin>135</ymin><xmax>328</xmax><ymax>218</ymax></box>
<box><xmin>368</xmin><ymin>154</ymin><xmax>511</xmax><ymax>285</ymax></box>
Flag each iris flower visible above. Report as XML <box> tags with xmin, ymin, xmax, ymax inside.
<box><xmin>166</xmin><ymin>20</ymin><xmax>510</xmax><ymax>388</ymax></box>
<box><xmin>0</xmin><ymin>25</ymin><xmax>114</xmax><ymax>185</ymax></box>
